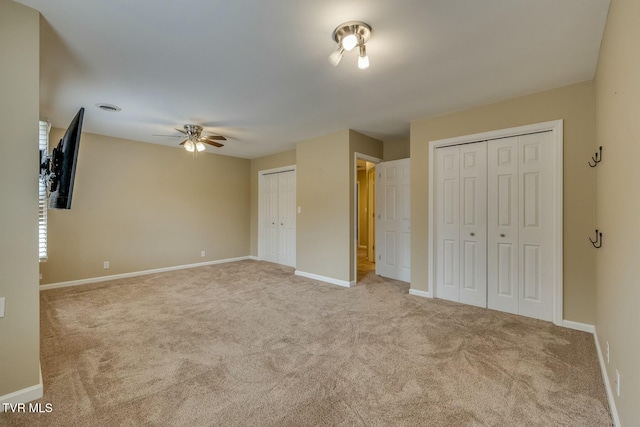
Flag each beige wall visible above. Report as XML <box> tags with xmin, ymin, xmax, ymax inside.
<box><xmin>249</xmin><ymin>150</ymin><xmax>296</xmax><ymax>256</ymax></box>
<box><xmin>594</xmin><ymin>0</ymin><xmax>640</xmax><ymax>424</ymax></box>
<box><xmin>296</xmin><ymin>131</ymin><xmax>350</xmax><ymax>280</ymax></box>
<box><xmin>383</xmin><ymin>137</ymin><xmax>410</xmax><ymax>161</ymax></box>
<box><xmin>410</xmin><ymin>81</ymin><xmax>596</xmax><ymax>324</ymax></box>
<box><xmin>0</xmin><ymin>0</ymin><xmax>41</xmax><ymax>397</ymax></box>
<box><xmin>41</xmin><ymin>131</ymin><xmax>250</xmax><ymax>284</ymax></box>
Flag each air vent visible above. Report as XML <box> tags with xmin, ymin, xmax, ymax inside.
<box><xmin>95</xmin><ymin>103</ymin><xmax>121</xmax><ymax>112</ymax></box>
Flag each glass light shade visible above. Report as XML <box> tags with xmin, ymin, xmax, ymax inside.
<box><xmin>196</xmin><ymin>142</ymin><xmax>205</xmax><ymax>152</ymax></box>
<box><xmin>184</xmin><ymin>140</ymin><xmax>195</xmax><ymax>152</ymax></box>
<box><xmin>341</xmin><ymin>34</ymin><xmax>358</xmax><ymax>51</ymax></box>
<box><xmin>358</xmin><ymin>45</ymin><xmax>369</xmax><ymax>69</ymax></box>
<box><xmin>328</xmin><ymin>47</ymin><xmax>344</xmax><ymax>67</ymax></box>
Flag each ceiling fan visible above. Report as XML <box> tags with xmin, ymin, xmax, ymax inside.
<box><xmin>154</xmin><ymin>124</ymin><xmax>226</xmax><ymax>152</ymax></box>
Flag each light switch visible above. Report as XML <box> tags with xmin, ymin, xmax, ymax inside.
<box><xmin>297</xmin><ymin>206</ymin><xmax>302</xmax><ymax>214</ymax></box>
<box><xmin>0</xmin><ymin>297</ymin><xmax>5</xmax><ymax>318</ymax></box>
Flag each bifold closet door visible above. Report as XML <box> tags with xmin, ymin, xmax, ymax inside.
<box><xmin>487</xmin><ymin>133</ymin><xmax>554</xmax><ymax>321</ymax></box>
<box><xmin>487</xmin><ymin>137</ymin><xmax>519</xmax><ymax>315</ymax></box>
<box><xmin>262</xmin><ymin>173</ymin><xmax>280</xmax><ymax>264</ymax></box>
<box><xmin>435</xmin><ymin>145</ymin><xmax>460</xmax><ymax>302</ymax></box>
<box><xmin>259</xmin><ymin>170</ymin><xmax>296</xmax><ymax>268</ymax></box>
<box><xmin>277</xmin><ymin>170</ymin><xmax>296</xmax><ymax>268</ymax></box>
<box><xmin>459</xmin><ymin>143</ymin><xmax>487</xmax><ymax>307</ymax></box>
<box><xmin>434</xmin><ymin>143</ymin><xmax>487</xmax><ymax>307</ymax></box>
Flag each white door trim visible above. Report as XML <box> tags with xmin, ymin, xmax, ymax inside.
<box><xmin>258</xmin><ymin>165</ymin><xmax>296</xmax><ymax>263</ymax></box>
<box><xmin>354</xmin><ymin>153</ymin><xmax>382</xmax><ymax>283</ymax></box>
<box><xmin>428</xmin><ymin>120</ymin><xmax>563</xmax><ymax>325</ymax></box>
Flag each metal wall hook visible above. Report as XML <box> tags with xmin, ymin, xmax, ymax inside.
<box><xmin>589</xmin><ymin>229</ymin><xmax>602</xmax><ymax>248</ymax></box>
<box><xmin>588</xmin><ymin>146</ymin><xmax>603</xmax><ymax>167</ymax></box>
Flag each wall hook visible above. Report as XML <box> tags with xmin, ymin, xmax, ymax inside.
<box><xmin>589</xmin><ymin>229</ymin><xmax>602</xmax><ymax>248</ymax></box>
<box><xmin>588</xmin><ymin>146</ymin><xmax>603</xmax><ymax>167</ymax></box>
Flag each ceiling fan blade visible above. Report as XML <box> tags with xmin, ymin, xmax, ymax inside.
<box><xmin>174</xmin><ymin>128</ymin><xmax>188</xmax><ymax>135</ymax></box>
<box><xmin>202</xmin><ymin>140</ymin><xmax>224</xmax><ymax>148</ymax></box>
<box><xmin>178</xmin><ymin>139</ymin><xmax>188</xmax><ymax>146</ymax></box>
<box><xmin>201</xmin><ymin>135</ymin><xmax>227</xmax><ymax>141</ymax></box>
<box><xmin>153</xmin><ymin>134</ymin><xmax>183</xmax><ymax>138</ymax></box>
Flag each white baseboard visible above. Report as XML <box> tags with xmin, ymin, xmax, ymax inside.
<box><xmin>409</xmin><ymin>288</ymin><xmax>432</xmax><ymax>298</ymax></box>
<box><xmin>40</xmin><ymin>256</ymin><xmax>254</xmax><ymax>291</ymax></box>
<box><xmin>593</xmin><ymin>329</ymin><xmax>620</xmax><ymax>427</ymax></box>
<box><xmin>1</xmin><ymin>363</ymin><xmax>42</xmax><ymax>409</ymax></box>
<box><xmin>294</xmin><ymin>270</ymin><xmax>355</xmax><ymax>288</ymax></box>
<box><xmin>247</xmin><ymin>256</ymin><xmax>259</xmax><ymax>261</ymax></box>
<box><xmin>561</xmin><ymin>320</ymin><xmax>595</xmax><ymax>333</ymax></box>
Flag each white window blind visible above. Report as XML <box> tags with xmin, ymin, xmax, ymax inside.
<box><xmin>39</xmin><ymin>120</ymin><xmax>50</xmax><ymax>261</ymax></box>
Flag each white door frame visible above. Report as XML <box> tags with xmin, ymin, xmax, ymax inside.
<box><xmin>354</xmin><ymin>153</ymin><xmax>382</xmax><ymax>283</ymax></box>
<box><xmin>428</xmin><ymin>120</ymin><xmax>563</xmax><ymax>326</ymax></box>
<box><xmin>258</xmin><ymin>165</ymin><xmax>296</xmax><ymax>263</ymax></box>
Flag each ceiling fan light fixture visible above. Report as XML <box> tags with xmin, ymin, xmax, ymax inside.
<box><xmin>330</xmin><ymin>21</ymin><xmax>372</xmax><ymax>70</ymax></box>
<box><xmin>184</xmin><ymin>140</ymin><xmax>195</xmax><ymax>152</ymax></box>
<box><xmin>196</xmin><ymin>141</ymin><xmax>206</xmax><ymax>152</ymax></box>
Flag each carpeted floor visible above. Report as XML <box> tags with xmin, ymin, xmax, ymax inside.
<box><xmin>1</xmin><ymin>260</ymin><xmax>612</xmax><ymax>426</ymax></box>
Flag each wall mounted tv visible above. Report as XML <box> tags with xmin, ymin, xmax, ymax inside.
<box><xmin>41</xmin><ymin>107</ymin><xmax>84</xmax><ymax>209</ymax></box>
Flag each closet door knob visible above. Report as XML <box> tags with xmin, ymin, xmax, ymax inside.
<box><xmin>470</xmin><ymin>232</ymin><xmax>475</xmax><ymax>236</ymax></box>
<box><xmin>500</xmin><ymin>233</ymin><xmax>505</xmax><ymax>237</ymax></box>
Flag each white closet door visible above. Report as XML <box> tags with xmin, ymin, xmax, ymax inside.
<box><xmin>435</xmin><ymin>146</ymin><xmax>460</xmax><ymax>302</ymax></box>
<box><xmin>376</xmin><ymin>159</ymin><xmax>411</xmax><ymax>282</ymax></box>
<box><xmin>278</xmin><ymin>171</ymin><xmax>296</xmax><ymax>268</ymax></box>
<box><xmin>459</xmin><ymin>142</ymin><xmax>487</xmax><ymax>308</ymax></box>
<box><xmin>259</xmin><ymin>169</ymin><xmax>296</xmax><ymax>267</ymax></box>
<box><xmin>517</xmin><ymin>133</ymin><xmax>554</xmax><ymax>321</ymax></box>
<box><xmin>262</xmin><ymin>173</ymin><xmax>279</xmax><ymax>264</ymax></box>
<box><xmin>487</xmin><ymin>137</ymin><xmax>519</xmax><ymax>315</ymax></box>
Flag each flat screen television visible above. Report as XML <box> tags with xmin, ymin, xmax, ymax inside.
<box><xmin>48</xmin><ymin>107</ymin><xmax>84</xmax><ymax>209</ymax></box>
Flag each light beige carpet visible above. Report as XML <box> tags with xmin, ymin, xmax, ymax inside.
<box><xmin>1</xmin><ymin>260</ymin><xmax>612</xmax><ymax>426</ymax></box>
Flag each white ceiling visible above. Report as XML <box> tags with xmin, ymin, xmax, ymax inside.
<box><xmin>17</xmin><ymin>0</ymin><xmax>610</xmax><ymax>159</ymax></box>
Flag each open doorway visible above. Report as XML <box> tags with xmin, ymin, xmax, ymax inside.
<box><xmin>355</xmin><ymin>154</ymin><xmax>381</xmax><ymax>283</ymax></box>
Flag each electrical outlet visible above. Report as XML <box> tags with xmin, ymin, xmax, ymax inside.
<box><xmin>0</xmin><ymin>297</ymin><xmax>5</xmax><ymax>318</ymax></box>
<box><xmin>201</xmin><ymin>250</ymin><xmax>206</xmax><ymax>257</ymax></box>
<box><xmin>606</xmin><ymin>342</ymin><xmax>610</xmax><ymax>364</ymax></box>
<box><xmin>615</xmin><ymin>370</ymin><xmax>620</xmax><ymax>397</ymax></box>
<box><xmin>103</xmin><ymin>261</ymin><xmax>109</xmax><ymax>269</ymax></box>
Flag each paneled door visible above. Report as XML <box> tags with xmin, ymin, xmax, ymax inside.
<box><xmin>376</xmin><ymin>158</ymin><xmax>411</xmax><ymax>282</ymax></box>
<box><xmin>434</xmin><ymin>130</ymin><xmax>555</xmax><ymax>322</ymax></box>
<box><xmin>259</xmin><ymin>168</ymin><xmax>296</xmax><ymax>267</ymax></box>
<box><xmin>434</xmin><ymin>143</ymin><xmax>487</xmax><ymax>307</ymax></box>
<box><xmin>435</xmin><ymin>145</ymin><xmax>460</xmax><ymax>302</ymax></box>
<box><xmin>459</xmin><ymin>142</ymin><xmax>487</xmax><ymax>307</ymax></box>
<box><xmin>277</xmin><ymin>170</ymin><xmax>296</xmax><ymax>268</ymax></box>
<box><xmin>487</xmin><ymin>137</ymin><xmax>520</xmax><ymax>314</ymax></box>
<box><xmin>487</xmin><ymin>133</ymin><xmax>554</xmax><ymax>320</ymax></box>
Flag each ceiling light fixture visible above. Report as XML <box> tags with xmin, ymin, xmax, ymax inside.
<box><xmin>329</xmin><ymin>21</ymin><xmax>372</xmax><ymax>69</ymax></box>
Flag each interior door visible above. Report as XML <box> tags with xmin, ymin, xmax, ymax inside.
<box><xmin>261</xmin><ymin>173</ymin><xmax>279</xmax><ymax>264</ymax></box>
<box><xmin>459</xmin><ymin>142</ymin><xmax>487</xmax><ymax>308</ymax></box>
<box><xmin>278</xmin><ymin>170</ymin><xmax>296</xmax><ymax>267</ymax></box>
<box><xmin>259</xmin><ymin>169</ymin><xmax>296</xmax><ymax>267</ymax></box>
<box><xmin>435</xmin><ymin>146</ymin><xmax>460</xmax><ymax>301</ymax></box>
<box><xmin>376</xmin><ymin>158</ymin><xmax>411</xmax><ymax>282</ymax></box>
<box><xmin>517</xmin><ymin>132</ymin><xmax>554</xmax><ymax>321</ymax></box>
<box><xmin>487</xmin><ymin>137</ymin><xmax>519</xmax><ymax>315</ymax></box>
